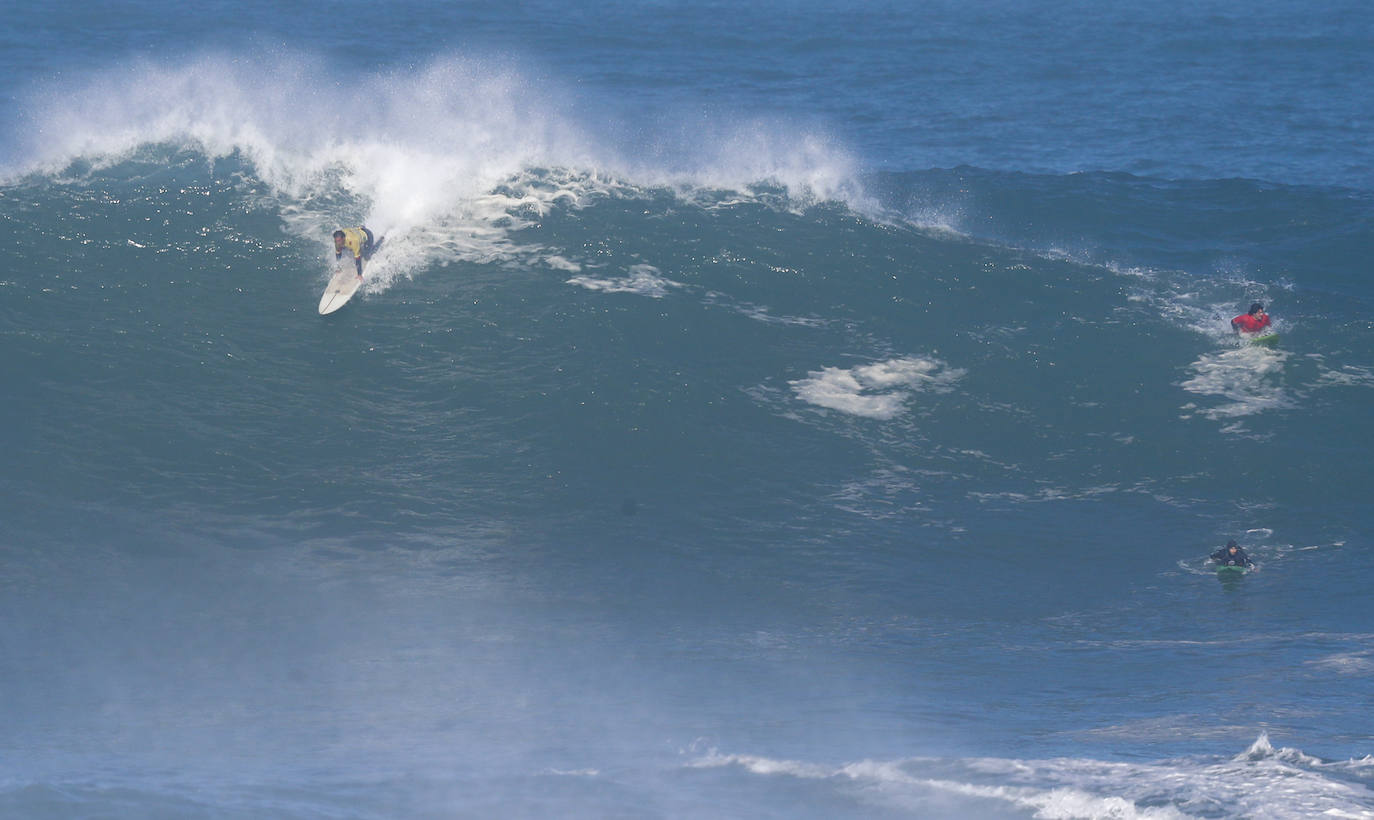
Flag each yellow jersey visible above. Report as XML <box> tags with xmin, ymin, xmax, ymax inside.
<box><xmin>337</xmin><ymin>227</ymin><xmax>369</xmax><ymax>260</ymax></box>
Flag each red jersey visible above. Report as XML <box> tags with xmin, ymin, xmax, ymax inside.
<box><xmin>1231</xmin><ymin>312</ymin><xmax>1271</xmax><ymax>333</ymax></box>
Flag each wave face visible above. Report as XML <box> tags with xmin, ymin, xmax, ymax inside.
<box><xmin>3</xmin><ymin>2</ymin><xmax>1374</xmax><ymax>818</ymax></box>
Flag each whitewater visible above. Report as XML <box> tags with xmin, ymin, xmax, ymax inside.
<box><xmin>2</xmin><ymin>1</ymin><xmax>1373</xmax><ymax>818</ymax></box>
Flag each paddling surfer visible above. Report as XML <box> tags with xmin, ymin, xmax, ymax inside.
<box><xmin>1210</xmin><ymin>540</ymin><xmax>1255</xmax><ymax>568</ymax></box>
<box><xmin>1230</xmin><ymin>303</ymin><xmax>1271</xmax><ymax>335</ymax></box>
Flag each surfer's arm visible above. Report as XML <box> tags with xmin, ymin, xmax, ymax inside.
<box><xmin>355</xmin><ymin>255</ymin><xmax>364</xmax><ymax>277</ymax></box>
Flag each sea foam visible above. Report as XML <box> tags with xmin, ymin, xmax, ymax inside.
<box><xmin>8</xmin><ymin>52</ymin><xmax>869</xmax><ymax>277</ymax></box>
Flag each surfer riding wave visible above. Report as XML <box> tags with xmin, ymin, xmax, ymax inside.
<box><xmin>334</xmin><ymin>227</ymin><xmax>384</xmax><ymax>277</ymax></box>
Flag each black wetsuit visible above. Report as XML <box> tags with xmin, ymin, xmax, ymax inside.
<box><xmin>1211</xmin><ymin>547</ymin><xmax>1253</xmax><ymax>567</ymax></box>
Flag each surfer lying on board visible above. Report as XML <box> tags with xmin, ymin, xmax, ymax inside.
<box><xmin>333</xmin><ymin>227</ymin><xmax>384</xmax><ymax>277</ymax></box>
<box><xmin>1230</xmin><ymin>302</ymin><xmax>1271</xmax><ymax>334</ymax></box>
<box><xmin>1210</xmin><ymin>540</ymin><xmax>1255</xmax><ymax>568</ymax></box>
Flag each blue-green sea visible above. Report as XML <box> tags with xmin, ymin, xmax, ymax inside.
<box><xmin>3</xmin><ymin>1</ymin><xmax>1373</xmax><ymax>817</ymax></box>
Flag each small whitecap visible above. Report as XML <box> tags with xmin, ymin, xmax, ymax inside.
<box><xmin>566</xmin><ymin>264</ymin><xmax>682</xmax><ymax>298</ymax></box>
<box><xmin>790</xmin><ymin>356</ymin><xmax>964</xmax><ymax>419</ymax></box>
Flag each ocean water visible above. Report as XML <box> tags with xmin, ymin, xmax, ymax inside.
<box><xmin>2</xmin><ymin>1</ymin><xmax>1373</xmax><ymax>818</ymax></box>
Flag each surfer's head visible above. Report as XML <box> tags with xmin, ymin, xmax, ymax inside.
<box><xmin>1226</xmin><ymin>540</ymin><xmax>1239</xmax><ymax>551</ymax></box>
<box><xmin>333</xmin><ymin>230</ymin><xmax>346</xmax><ymax>250</ymax></box>
<box><xmin>1249</xmin><ymin>303</ymin><xmax>1265</xmax><ymax>315</ymax></box>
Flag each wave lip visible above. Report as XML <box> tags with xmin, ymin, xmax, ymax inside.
<box><xmin>6</xmin><ymin>51</ymin><xmax>870</xmax><ymax>213</ymax></box>
<box><xmin>5</xmin><ymin>51</ymin><xmax>878</xmax><ymax>296</ymax></box>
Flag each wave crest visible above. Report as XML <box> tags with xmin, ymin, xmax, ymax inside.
<box><xmin>8</xmin><ymin>52</ymin><xmax>867</xmax><ymax>232</ymax></box>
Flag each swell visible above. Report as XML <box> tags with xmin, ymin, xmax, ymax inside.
<box><xmin>7</xmin><ymin>156</ymin><xmax>1371</xmax><ymax>551</ymax></box>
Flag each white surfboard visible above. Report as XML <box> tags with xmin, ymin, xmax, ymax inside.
<box><xmin>318</xmin><ymin>264</ymin><xmax>363</xmax><ymax>315</ymax></box>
